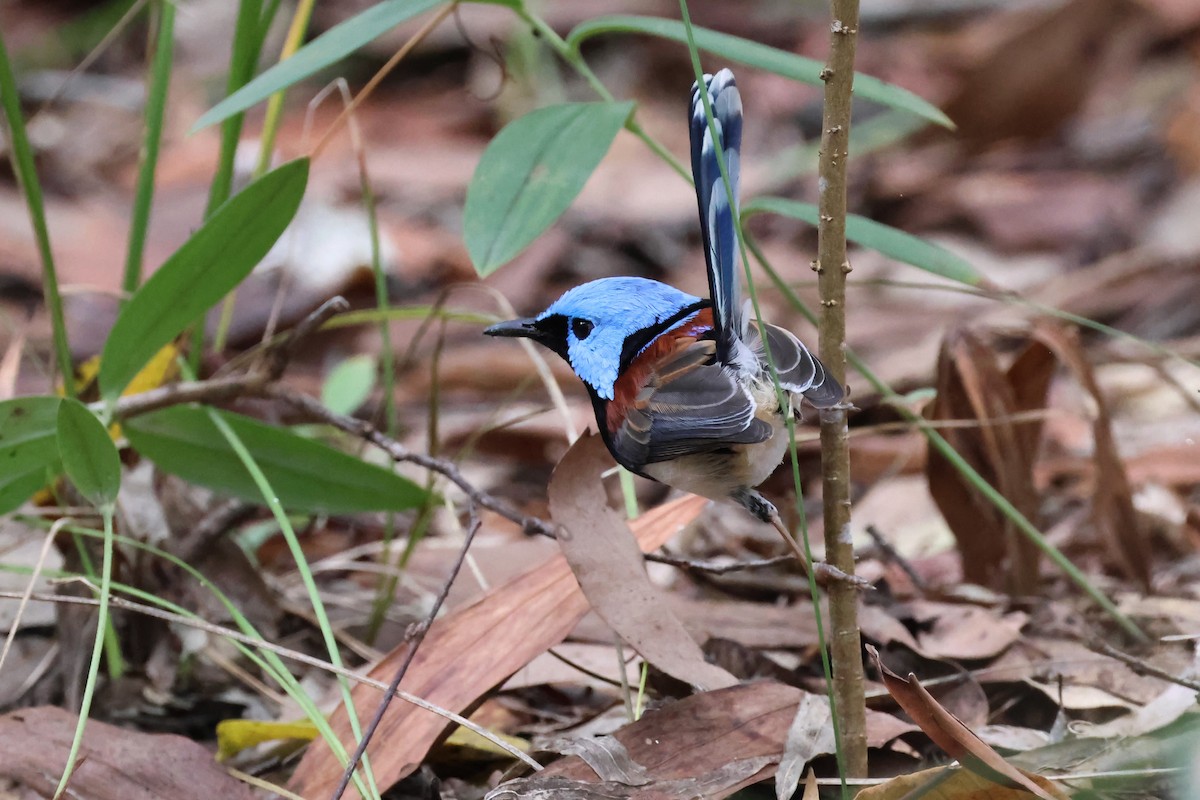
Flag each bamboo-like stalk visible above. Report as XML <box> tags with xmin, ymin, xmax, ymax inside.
<box><xmin>815</xmin><ymin>0</ymin><xmax>868</xmax><ymax>777</ymax></box>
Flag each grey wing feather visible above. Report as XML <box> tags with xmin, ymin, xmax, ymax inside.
<box><xmin>753</xmin><ymin>322</ymin><xmax>844</xmax><ymax>408</ymax></box>
<box><xmin>611</xmin><ymin>340</ymin><xmax>771</xmax><ymax>468</ymax></box>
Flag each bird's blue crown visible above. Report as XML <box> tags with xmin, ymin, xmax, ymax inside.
<box><xmin>539</xmin><ymin>276</ymin><xmax>702</xmax><ymax>401</ymax></box>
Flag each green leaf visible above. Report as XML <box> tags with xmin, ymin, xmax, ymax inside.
<box><xmin>742</xmin><ymin>196</ymin><xmax>984</xmax><ymax>287</ymax></box>
<box><xmin>125</xmin><ymin>406</ymin><xmax>429</xmax><ymax>514</ymax></box>
<box><xmin>567</xmin><ymin>16</ymin><xmax>953</xmax><ymax>130</ymax></box>
<box><xmin>0</xmin><ymin>466</ymin><xmax>54</xmax><ymax>516</ymax></box>
<box><xmin>321</xmin><ymin>355</ymin><xmax>377</xmax><ymax>416</ymax></box>
<box><xmin>192</xmin><ymin>0</ymin><xmax>445</xmax><ymax>131</ymax></box>
<box><xmin>56</xmin><ymin>398</ymin><xmax>120</xmax><ymax>508</ymax></box>
<box><xmin>465</xmin><ymin>101</ymin><xmax>634</xmax><ymax>275</ymax></box>
<box><xmin>0</xmin><ymin>396</ymin><xmax>62</xmax><ymax>476</ymax></box>
<box><xmin>99</xmin><ymin>159</ymin><xmax>309</xmax><ymax>400</ymax></box>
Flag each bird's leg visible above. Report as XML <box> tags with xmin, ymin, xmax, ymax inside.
<box><xmin>733</xmin><ymin>489</ymin><xmax>870</xmax><ymax>590</ymax></box>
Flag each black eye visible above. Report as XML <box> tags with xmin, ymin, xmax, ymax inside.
<box><xmin>571</xmin><ymin>318</ymin><xmax>594</xmax><ymax>340</ymax></box>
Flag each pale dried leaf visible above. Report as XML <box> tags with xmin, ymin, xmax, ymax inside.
<box><xmin>549</xmin><ymin>433</ymin><xmax>737</xmax><ymax>692</ymax></box>
<box><xmin>776</xmin><ymin>693</ymin><xmax>835</xmax><ymax>800</ymax></box>
<box><xmin>540</xmin><ymin>736</ymin><xmax>651</xmax><ymax>786</ymax></box>
<box><xmin>976</xmin><ymin>725</ymin><xmax>1052</xmax><ymax>753</ymax></box>
<box><xmin>916</xmin><ymin>605</ymin><xmax>1028</xmax><ymax>661</ymax></box>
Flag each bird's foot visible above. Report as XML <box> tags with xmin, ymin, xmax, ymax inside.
<box><xmin>734</xmin><ymin>488</ymin><xmax>872</xmax><ymax>591</ymax></box>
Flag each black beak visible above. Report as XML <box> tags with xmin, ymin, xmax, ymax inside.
<box><xmin>483</xmin><ymin>317</ymin><xmax>541</xmax><ymax>340</ymax></box>
<box><xmin>485</xmin><ymin>315</ymin><xmax>570</xmax><ymax>361</ymax></box>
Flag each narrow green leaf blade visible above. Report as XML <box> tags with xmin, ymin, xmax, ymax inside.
<box><xmin>567</xmin><ymin>16</ymin><xmax>953</xmax><ymax>130</ymax></box>
<box><xmin>192</xmin><ymin>0</ymin><xmax>445</xmax><ymax>131</ymax></box>
<box><xmin>0</xmin><ymin>396</ymin><xmax>62</xmax><ymax>476</ymax></box>
<box><xmin>56</xmin><ymin>398</ymin><xmax>121</xmax><ymax>508</ymax></box>
<box><xmin>742</xmin><ymin>196</ymin><xmax>984</xmax><ymax>287</ymax></box>
<box><xmin>99</xmin><ymin>158</ymin><xmax>309</xmax><ymax>400</ymax></box>
<box><xmin>125</xmin><ymin>406</ymin><xmax>429</xmax><ymax>514</ymax></box>
<box><xmin>465</xmin><ymin>101</ymin><xmax>634</xmax><ymax>275</ymax></box>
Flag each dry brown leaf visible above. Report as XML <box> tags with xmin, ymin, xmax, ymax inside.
<box><xmin>289</xmin><ymin>491</ymin><xmax>707</xmax><ymax>799</ymax></box>
<box><xmin>868</xmin><ymin>646</ymin><xmax>1069</xmax><ymax>800</ymax></box>
<box><xmin>856</xmin><ymin>765</ymin><xmax>1070</xmax><ymax>800</ymax></box>
<box><xmin>926</xmin><ymin>330</ymin><xmax>1055</xmax><ymax>593</ymax></box>
<box><xmin>549</xmin><ymin>433</ymin><xmax>737</xmax><ymax>691</ymax></box>
<box><xmin>942</xmin><ymin>0</ymin><xmax>1130</xmax><ymax>145</ymax></box>
<box><xmin>499</xmin><ymin>682</ymin><xmax>914</xmax><ymax>800</ymax></box>
<box><xmin>0</xmin><ymin>706</ymin><xmax>256</xmax><ymax>800</ymax></box>
<box><xmin>1030</xmin><ymin>323</ymin><xmax>1150</xmax><ymax>588</ymax></box>
<box><xmin>915</xmin><ymin>604</ymin><xmax>1028</xmax><ymax>662</ymax></box>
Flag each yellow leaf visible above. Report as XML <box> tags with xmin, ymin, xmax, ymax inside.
<box><xmin>215</xmin><ymin>719</ymin><xmax>317</xmax><ymax>761</ymax></box>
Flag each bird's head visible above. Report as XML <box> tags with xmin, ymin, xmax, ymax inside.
<box><xmin>484</xmin><ymin>277</ymin><xmax>704</xmax><ymax>401</ymax></box>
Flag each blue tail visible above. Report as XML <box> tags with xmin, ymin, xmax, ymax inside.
<box><xmin>690</xmin><ymin>68</ymin><xmax>743</xmax><ymax>362</ymax></box>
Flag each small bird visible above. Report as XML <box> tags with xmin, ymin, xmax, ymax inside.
<box><xmin>486</xmin><ymin>69</ymin><xmax>844</xmax><ymax>542</ymax></box>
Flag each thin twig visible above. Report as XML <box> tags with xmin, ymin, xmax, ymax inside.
<box><xmin>267</xmin><ymin>296</ymin><xmax>349</xmax><ymax>379</ymax></box>
<box><xmin>1091</xmin><ymin>642</ymin><xmax>1200</xmax><ymax>694</ymax></box>
<box><xmin>115</xmin><ymin>290</ymin><xmax>552</xmax><ymax>540</ymax></box>
<box><xmin>311</xmin><ymin>2</ymin><xmax>457</xmax><ymax>159</ymax></box>
<box><xmin>864</xmin><ymin>524</ymin><xmax>928</xmax><ymax>594</ymax></box>
<box><xmin>110</xmin><ymin>374</ymin><xmax>269</xmax><ymax>420</ymax></box>
<box><xmin>645</xmin><ymin>551</ymin><xmax>796</xmax><ymax>574</ymax></box>
<box><xmin>268</xmin><ymin>385</ymin><xmax>554</xmax><ymax>536</ymax></box>
<box><xmin>769</xmin><ymin>514</ymin><xmax>872</xmax><ymax>590</ymax></box>
<box><xmin>330</xmin><ymin>503</ymin><xmax>493</xmax><ymax>800</ymax></box>
<box><xmin>0</xmin><ymin>588</ymin><xmax>540</xmax><ymax>771</ymax></box>
<box><xmin>111</xmin><ymin>297</ymin><xmax>349</xmax><ymax>421</ymax></box>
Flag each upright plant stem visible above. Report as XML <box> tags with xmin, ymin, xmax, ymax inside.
<box><xmin>0</xmin><ymin>31</ymin><xmax>74</xmax><ymax>394</ymax></box>
<box><xmin>254</xmin><ymin>0</ymin><xmax>315</xmax><ymax>175</ymax></box>
<box><xmin>816</xmin><ymin>0</ymin><xmax>868</xmax><ymax>777</ymax></box>
<box><xmin>122</xmin><ymin>0</ymin><xmax>175</xmax><ymax>301</ymax></box>
<box><xmin>213</xmin><ymin>0</ymin><xmax>313</xmax><ymax>356</ymax></box>
<box><xmin>205</xmin><ymin>0</ymin><xmax>267</xmax><ymax>216</ymax></box>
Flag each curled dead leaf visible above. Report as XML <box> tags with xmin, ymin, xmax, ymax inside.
<box><xmin>548</xmin><ymin>432</ymin><xmax>738</xmax><ymax>692</ymax></box>
<box><xmin>868</xmin><ymin>646</ymin><xmax>1069</xmax><ymax>800</ymax></box>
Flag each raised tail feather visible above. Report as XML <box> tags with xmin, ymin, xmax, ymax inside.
<box><xmin>690</xmin><ymin>69</ymin><xmax>743</xmax><ymax>364</ymax></box>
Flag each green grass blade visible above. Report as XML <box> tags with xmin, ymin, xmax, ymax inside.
<box><xmin>205</xmin><ymin>0</ymin><xmax>268</xmax><ymax>216</ymax></box>
<box><xmin>742</xmin><ymin>196</ymin><xmax>985</xmax><ymax>287</ymax></box>
<box><xmin>566</xmin><ymin>15</ymin><xmax>953</xmax><ymax>129</ymax></box>
<box><xmin>52</xmin><ymin>504</ymin><xmax>116</xmax><ymax>798</ymax></box>
<box><xmin>122</xmin><ymin>0</ymin><xmax>175</xmax><ymax>299</ymax></box>
<box><xmin>192</xmin><ymin>0</ymin><xmax>445</xmax><ymax>131</ymax></box>
<box><xmin>99</xmin><ymin>158</ymin><xmax>309</xmax><ymax>400</ymax></box>
<box><xmin>0</xmin><ymin>31</ymin><xmax>75</xmax><ymax>394</ymax></box>
<box><xmin>464</xmin><ymin>101</ymin><xmax>634</xmax><ymax>274</ymax></box>
<box><xmin>199</xmin><ymin>399</ymin><xmax>380</xmax><ymax>798</ymax></box>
